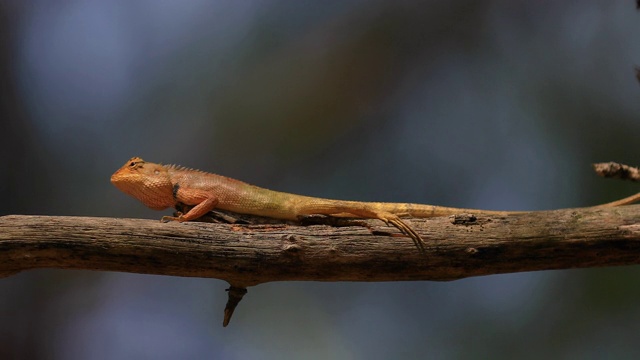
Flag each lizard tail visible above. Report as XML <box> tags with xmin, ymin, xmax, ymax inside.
<box><xmin>371</xmin><ymin>202</ymin><xmax>515</xmax><ymax>218</ymax></box>
<box><xmin>373</xmin><ymin>190</ymin><xmax>640</xmax><ymax>218</ymax></box>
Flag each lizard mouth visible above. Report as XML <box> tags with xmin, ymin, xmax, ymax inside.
<box><xmin>110</xmin><ymin>170</ymin><xmax>139</xmax><ymax>198</ymax></box>
<box><xmin>110</xmin><ymin>169</ymin><xmax>132</xmax><ymax>189</ymax></box>
<box><xmin>111</xmin><ymin>168</ymin><xmax>175</xmax><ymax>210</ymax></box>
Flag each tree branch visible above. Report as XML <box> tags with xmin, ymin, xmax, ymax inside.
<box><xmin>2</xmin><ymin>207</ymin><xmax>640</xmax><ymax>281</ymax></box>
<box><xmin>1</xmin><ymin>205</ymin><xmax>639</xmax><ymax>325</ymax></box>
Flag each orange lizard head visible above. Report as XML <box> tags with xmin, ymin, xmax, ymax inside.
<box><xmin>111</xmin><ymin>157</ymin><xmax>176</xmax><ymax>210</ymax></box>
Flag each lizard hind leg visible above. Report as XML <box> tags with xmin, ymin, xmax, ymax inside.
<box><xmin>329</xmin><ymin>209</ymin><xmax>425</xmax><ymax>252</ymax></box>
<box><xmin>302</xmin><ymin>203</ymin><xmax>425</xmax><ymax>252</ymax></box>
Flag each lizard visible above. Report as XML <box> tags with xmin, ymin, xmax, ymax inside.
<box><xmin>111</xmin><ymin>157</ymin><xmax>640</xmax><ymax>251</ymax></box>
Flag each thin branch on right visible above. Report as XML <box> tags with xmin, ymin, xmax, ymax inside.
<box><xmin>594</xmin><ymin>162</ymin><xmax>640</xmax><ymax>182</ymax></box>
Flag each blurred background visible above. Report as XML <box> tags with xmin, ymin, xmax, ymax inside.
<box><xmin>1</xmin><ymin>0</ymin><xmax>640</xmax><ymax>358</ymax></box>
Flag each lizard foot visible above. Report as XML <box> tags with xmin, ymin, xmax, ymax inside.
<box><xmin>161</xmin><ymin>214</ymin><xmax>184</xmax><ymax>222</ymax></box>
<box><xmin>382</xmin><ymin>215</ymin><xmax>425</xmax><ymax>253</ymax></box>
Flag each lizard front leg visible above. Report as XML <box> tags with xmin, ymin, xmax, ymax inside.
<box><xmin>162</xmin><ymin>197</ymin><xmax>219</xmax><ymax>222</ymax></box>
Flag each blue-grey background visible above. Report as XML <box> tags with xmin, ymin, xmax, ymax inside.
<box><xmin>1</xmin><ymin>1</ymin><xmax>640</xmax><ymax>359</ymax></box>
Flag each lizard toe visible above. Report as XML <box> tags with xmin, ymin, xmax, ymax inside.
<box><xmin>381</xmin><ymin>215</ymin><xmax>425</xmax><ymax>253</ymax></box>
